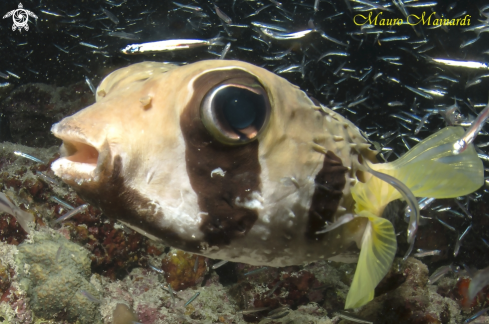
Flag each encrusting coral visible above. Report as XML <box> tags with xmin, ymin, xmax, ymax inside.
<box><xmin>15</xmin><ymin>232</ymin><xmax>102</xmax><ymax>324</ymax></box>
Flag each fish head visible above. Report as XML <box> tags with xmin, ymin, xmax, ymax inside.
<box><xmin>51</xmin><ymin>60</ymin><xmax>370</xmax><ymax>265</ymax></box>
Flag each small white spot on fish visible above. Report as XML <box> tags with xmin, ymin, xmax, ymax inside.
<box><xmin>235</xmin><ymin>191</ymin><xmax>264</xmax><ymax>210</ymax></box>
<box><xmin>210</xmin><ymin>167</ymin><xmax>226</xmax><ymax>177</ymax></box>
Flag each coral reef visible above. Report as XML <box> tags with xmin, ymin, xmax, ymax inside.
<box><xmin>98</xmin><ymin>266</ymin><xmax>338</xmax><ymax>324</ymax></box>
<box><xmin>353</xmin><ymin>257</ymin><xmax>462</xmax><ymax>324</ymax></box>
<box><xmin>113</xmin><ymin>303</ymin><xmax>139</xmax><ymax>324</ymax></box>
<box><xmin>226</xmin><ymin>261</ymin><xmax>351</xmax><ymax>323</ymax></box>
<box><xmin>15</xmin><ymin>231</ymin><xmax>102</xmax><ymax>324</ymax></box>
<box><xmin>0</xmin><ymin>240</ymin><xmax>32</xmax><ymax>323</ymax></box>
<box><xmin>0</xmin><ymin>142</ymin><xmax>151</xmax><ymax>279</ymax></box>
<box><xmin>100</xmin><ymin>268</ymin><xmax>242</xmax><ymax>324</ymax></box>
<box><xmin>160</xmin><ymin>248</ymin><xmax>208</xmax><ymax>291</ymax></box>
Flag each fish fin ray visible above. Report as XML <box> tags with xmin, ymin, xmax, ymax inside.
<box><xmin>351</xmin><ymin>175</ymin><xmax>400</xmax><ymax>216</ymax></box>
<box><xmin>372</xmin><ymin>126</ymin><xmax>483</xmax><ymax>198</ymax></box>
<box><xmin>345</xmin><ymin>211</ymin><xmax>396</xmax><ymax>309</ymax></box>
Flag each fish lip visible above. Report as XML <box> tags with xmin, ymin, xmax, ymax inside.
<box><xmin>50</xmin><ymin>122</ymin><xmax>107</xmax><ymax>183</ymax></box>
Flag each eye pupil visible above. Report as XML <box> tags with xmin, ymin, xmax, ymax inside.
<box><xmin>217</xmin><ymin>87</ymin><xmax>261</xmax><ymax>130</ymax></box>
<box><xmin>201</xmin><ymin>76</ymin><xmax>271</xmax><ymax>145</ymax></box>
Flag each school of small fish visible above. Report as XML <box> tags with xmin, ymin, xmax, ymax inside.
<box><xmin>2</xmin><ymin>0</ymin><xmax>489</xmax><ymax>322</ymax></box>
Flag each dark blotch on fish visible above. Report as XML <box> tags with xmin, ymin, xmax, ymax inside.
<box><xmin>306</xmin><ymin>151</ymin><xmax>348</xmax><ymax>239</ymax></box>
<box><xmin>180</xmin><ymin>69</ymin><xmax>262</xmax><ymax>246</ymax></box>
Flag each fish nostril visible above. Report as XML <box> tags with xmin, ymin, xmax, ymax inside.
<box><xmin>63</xmin><ymin>141</ymin><xmax>99</xmax><ymax>165</ymax></box>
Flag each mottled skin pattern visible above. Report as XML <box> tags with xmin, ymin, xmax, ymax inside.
<box><xmin>51</xmin><ymin>60</ymin><xmax>377</xmax><ymax>266</ymax></box>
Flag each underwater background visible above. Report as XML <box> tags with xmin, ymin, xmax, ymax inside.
<box><xmin>0</xmin><ymin>0</ymin><xmax>489</xmax><ymax>323</ymax></box>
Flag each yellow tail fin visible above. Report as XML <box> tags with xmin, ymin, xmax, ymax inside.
<box><xmin>372</xmin><ymin>126</ymin><xmax>483</xmax><ymax>199</ymax></box>
<box><xmin>345</xmin><ymin>126</ymin><xmax>484</xmax><ymax>309</ymax></box>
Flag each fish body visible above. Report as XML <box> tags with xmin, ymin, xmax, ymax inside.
<box><xmin>51</xmin><ymin>60</ymin><xmax>370</xmax><ymax>264</ymax></box>
<box><xmin>51</xmin><ymin>60</ymin><xmax>483</xmax><ymax>308</ymax></box>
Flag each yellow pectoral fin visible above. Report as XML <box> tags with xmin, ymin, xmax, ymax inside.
<box><xmin>345</xmin><ymin>211</ymin><xmax>397</xmax><ymax>309</ymax></box>
<box><xmin>351</xmin><ymin>175</ymin><xmax>402</xmax><ymax>216</ymax></box>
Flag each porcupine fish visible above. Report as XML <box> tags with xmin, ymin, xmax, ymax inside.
<box><xmin>50</xmin><ymin>60</ymin><xmax>483</xmax><ymax>308</ymax></box>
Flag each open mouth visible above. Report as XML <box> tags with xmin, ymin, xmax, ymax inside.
<box><xmin>61</xmin><ymin>140</ymin><xmax>99</xmax><ymax>165</ymax></box>
<box><xmin>50</xmin><ymin>124</ymin><xmax>104</xmax><ymax>183</ymax></box>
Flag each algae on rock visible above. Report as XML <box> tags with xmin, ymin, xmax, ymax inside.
<box><xmin>15</xmin><ymin>232</ymin><xmax>102</xmax><ymax>324</ymax></box>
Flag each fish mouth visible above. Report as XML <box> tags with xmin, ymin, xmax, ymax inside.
<box><xmin>51</xmin><ymin>123</ymin><xmax>108</xmax><ymax>184</ymax></box>
<box><xmin>61</xmin><ymin>140</ymin><xmax>99</xmax><ymax>165</ymax></box>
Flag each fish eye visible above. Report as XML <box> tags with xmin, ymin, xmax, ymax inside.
<box><xmin>201</xmin><ymin>77</ymin><xmax>271</xmax><ymax>145</ymax></box>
